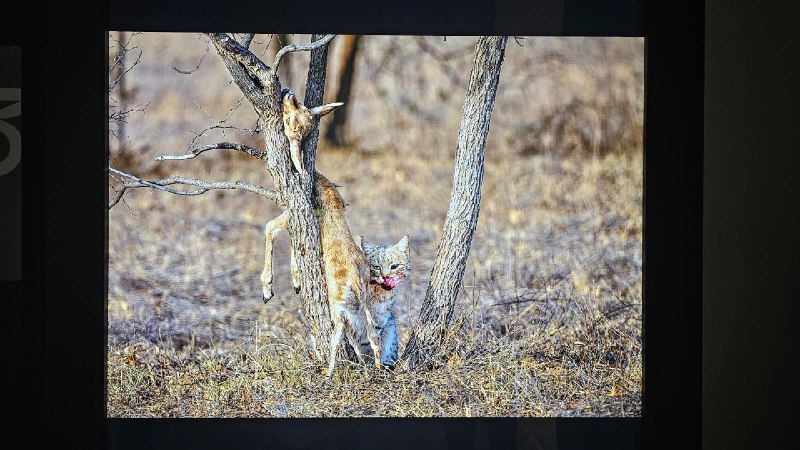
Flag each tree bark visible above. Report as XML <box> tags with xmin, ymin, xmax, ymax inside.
<box><xmin>324</xmin><ymin>35</ymin><xmax>361</xmax><ymax>147</ymax></box>
<box><xmin>115</xmin><ymin>31</ymin><xmax>128</xmax><ymax>153</ymax></box>
<box><xmin>208</xmin><ymin>33</ymin><xmax>333</xmax><ymax>361</ymax></box>
<box><xmin>301</xmin><ymin>34</ymin><xmax>329</xmax><ymax>174</ymax></box>
<box><xmin>276</xmin><ymin>34</ymin><xmax>293</xmax><ymax>88</ymax></box>
<box><xmin>402</xmin><ymin>36</ymin><xmax>508</xmax><ymax>369</ymax></box>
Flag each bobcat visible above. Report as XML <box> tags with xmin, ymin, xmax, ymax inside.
<box><xmin>361</xmin><ymin>235</ymin><xmax>411</xmax><ymax>369</ymax></box>
<box><xmin>281</xmin><ymin>88</ymin><xmax>342</xmax><ymax>177</ymax></box>
<box><xmin>261</xmin><ymin>171</ymin><xmax>370</xmax><ymax>377</ymax></box>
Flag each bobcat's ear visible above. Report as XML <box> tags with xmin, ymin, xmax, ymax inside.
<box><xmin>395</xmin><ymin>235</ymin><xmax>409</xmax><ymax>254</ymax></box>
<box><xmin>310</xmin><ymin>102</ymin><xmax>344</xmax><ymax>118</ymax></box>
<box><xmin>360</xmin><ymin>236</ymin><xmax>372</xmax><ymax>252</ymax></box>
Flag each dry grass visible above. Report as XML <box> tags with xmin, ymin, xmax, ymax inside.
<box><xmin>107</xmin><ymin>34</ymin><xmax>643</xmax><ymax>417</ymax></box>
<box><xmin>108</xmin><ymin>284</ymin><xmax>641</xmax><ymax>417</ymax></box>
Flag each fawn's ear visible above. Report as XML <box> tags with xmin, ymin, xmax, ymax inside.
<box><xmin>310</xmin><ymin>102</ymin><xmax>344</xmax><ymax>117</ymax></box>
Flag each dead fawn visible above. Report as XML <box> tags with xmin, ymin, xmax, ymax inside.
<box><xmin>280</xmin><ymin>88</ymin><xmax>342</xmax><ymax>177</ymax></box>
<box><xmin>260</xmin><ymin>172</ymin><xmax>372</xmax><ymax>377</ymax></box>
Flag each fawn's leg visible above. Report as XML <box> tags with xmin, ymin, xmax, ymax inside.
<box><xmin>261</xmin><ymin>211</ymin><xmax>288</xmax><ymax>303</ymax></box>
<box><xmin>290</xmin><ymin>247</ymin><xmax>301</xmax><ymax>294</ymax></box>
<box><xmin>367</xmin><ymin>330</ymin><xmax>382</xmax><ymax>369</ymax></box>
<box><xmin>364</xmin><ymin>307</ymin><xmax>382</xmax><ymax>368</ymax></box>
<box><xmin>325</xmin><ymin>320</ymin><xmax>345</xmax><ymax>377</ymax></box>
<box><xmin>345</xmin><ymin>328</ymin><xmax>366</xmax><ymax>366</ymax></box>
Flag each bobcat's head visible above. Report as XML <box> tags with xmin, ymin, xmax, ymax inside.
<box><xmin>361</xmin><ymin>236</ymin><xmax>411</xmax><ymax>291</ymax></box>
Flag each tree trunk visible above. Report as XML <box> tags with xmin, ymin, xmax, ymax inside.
<box><xmin>324</xmin><ymin>35</ymin><xmax>361</xmax><ymax>148</ymax></box>
<box><xmin>300</xmin><ymin>34</ymin><xmax>359</xmax><ymax>361</ymax></box>
<box><xmin>301</xmin><ymin>34</ymin><xmax>329</xmax><ymax>173</ymax></box>
<box><xmin>208</xmin><ymin>33</ymin><xmax>333</xmax><ymax>361</ymax></box>
<box><xmin>402</xmin><ymin>36</ymin><xmax>508</xmax><ymax>369</ymax></box>
<box><xmin>276</xmin><ymin>34</ymin><xmax>293</xmax><ymax>88</ymax></box>
<box><xmin>115</xmin><ymin>31</ymin><xmax>128</xmax><ymax>154</ymax></box>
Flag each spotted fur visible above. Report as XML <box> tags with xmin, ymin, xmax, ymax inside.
<box><xmin>360</xmin><ymin>235</ymin><xmax>411</xmax><ymax>369</ymax></box>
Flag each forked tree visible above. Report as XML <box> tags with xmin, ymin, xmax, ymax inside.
<box><xmin>109</xmin><ymin>34</ymin><xmax>507</xmax><ymax>369</ymax></box>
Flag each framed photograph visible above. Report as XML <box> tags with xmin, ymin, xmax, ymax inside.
<box><xmin>25</xmin><ymin>0</ymin><xmax>703</xmax><ymax>448</ymax></box>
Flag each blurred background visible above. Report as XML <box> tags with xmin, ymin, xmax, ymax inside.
<box><xmin>107</xmin><ymin>34</ymin><xmax>643</xmax><ymax>361</ymax></box>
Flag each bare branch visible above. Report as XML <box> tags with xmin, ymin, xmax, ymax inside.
<box><xmin>206</xmin><ymin>33</ymin><xmax>276</xmax><ymax>110</ymax></box>
<box><xmin>209</xmin><ymin>33</ymin><xmax>274</xmax><ymax>89</ymax></box>
<box><xmin>108</xmin><ymin>46</ymin><xmax>142</xmax><ymax>92</ymax></box>
<box><xmin>108</xmin><ymin>101</ymin><xmax>151</xmax><ymax>122</ymax></box>
<box><xmin>182</xmin><ymin>96</ymin><xmax>261</xmax><ymax>150</ymax></box>
<box><xmin>172</xmin><ymin>45</ymin><xmax>210</xmax><ymax>74</ymax></box>
<box><xmin>273</xmin><ymin>34</ymin><xmax>336</xmax><ymax>71</ymax></box>
<box><xmin>155</xmin><ymin>142</ymin><xmax>265</xmax><ymax>161</ymax></box>
<box><xmin>108</xmin><ymin>32</ymin><xmax>144</xmax><ymax>83</ymax></box>
<box><xmin>108</xmin><ymin>166</ymin><xmax>278</xmax><ymax>209</ymax></box>
<box><xmin>240</xmin><ymin>33</ymin><xmax>254</xmax><ymax>48</ymax></box>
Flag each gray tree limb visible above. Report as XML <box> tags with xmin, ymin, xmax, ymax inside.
<box><xmin>274</xmin><ymin>34</ymin><xmax>336</xmax><ymax>71</ymax></box>
<box><xmin>107</xmin><ymin>167</ymin><xmax>278</xmax><ymax>209</ymax></box>
<box><xmin>206</xmin><ymin>33</ymin><xmax>278</xmax><ymax>113</ymax></box>
<box><xmin>155</xmin><ymin>142</ymin><xmax>266</xmax><ymax>161</ymax></box>
<box><xmin>209</xmin><ymin>32</ymin><xmax>336</xmax><ymax>361</ymax></box>
<box><xmin>240</xmin><ymin>33</ymin><xmax>254</xmax><ymax>48</ymax></box>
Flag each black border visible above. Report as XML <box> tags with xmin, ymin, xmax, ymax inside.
<box><xmin>14</xmin><ymin>0</ymin><xmax>708</xmax><ymax>448</ymax></box>
<box><xmin>703</xmin><ymin>1</ymin><xmax>800</xmax><ymax>449</ymax></box>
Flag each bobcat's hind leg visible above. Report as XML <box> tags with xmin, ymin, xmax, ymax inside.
<box><xmin>261</xmin><ymin>211</ymin><xmax>288</xmax><ymax>303</ymax></box>
<box><xmin>379</xmin><ymin>313</ymin><xmax>399</xmax><ymax>369</ymax></box>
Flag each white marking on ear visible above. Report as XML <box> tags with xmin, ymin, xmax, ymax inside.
<box><xmin>395</xmin><ymin>235</ymin><xmax>409</xmax><ymax>253</ymax></box>
<box><xmin>310</xmin><ymin>102</ymin><xmax>344</xmax><ymax>118</ymax></box>
<box><xmin>360</xmin><ymin>236</ymin><xmax>372</xmax><ymax>252</ymax></box>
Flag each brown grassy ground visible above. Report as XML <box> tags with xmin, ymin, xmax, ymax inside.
<box><xmin>107</xmin><ymin>34</ymin><xmax>643</xmax><ymax>417</ymax></box>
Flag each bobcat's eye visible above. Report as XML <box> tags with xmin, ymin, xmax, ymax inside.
<box><xmin>390</xmin><ymin>264</ymin><xmax>399</xmax><ymax>270</ymax></box>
